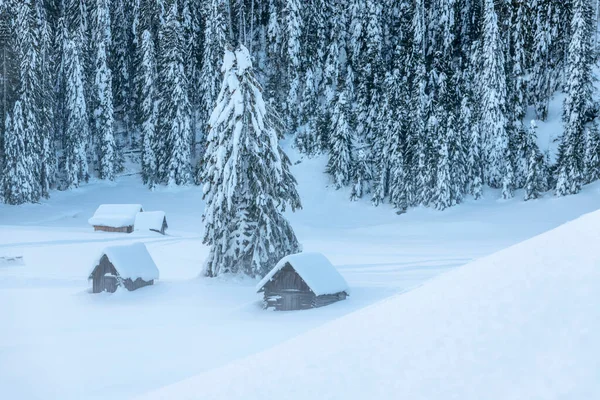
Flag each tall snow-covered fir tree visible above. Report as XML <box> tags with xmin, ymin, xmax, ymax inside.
<box><xmin>110</xmin><ymin>0</ymin><xmax>133</xmax><ymax>143</ymax></box>
<box><xmin>523</xmin><ymin>120</ymin><xmax>548</xmax><ymax>200</ymax></box>
<box><xmin>295</xmin><ymin>66</ymin><xmax>320</xmax><ymax>156</ymax></box>
<box><xmin>410</xmin><ymin>0</ymin><xmax>434</xmax><ymax>207</ymax></box>
<box><xmin>10</xmin><ymin>0</ymin><xmax>42</xmax><ymax>203</ymax></box>
<box><xmin>64</xmin><ymin>38</ymin><xmax>90</xmax><ymax>188</ymax></box>
<box><xmin>530</xmin><ymin>0</ymin><xmax>554</xmax><ymax>121</ymax></box>
<box><xmin>326</xmin><ymin>87</ymin><xmax>354</xmax><ymax>190</ymax></box>
<box><xmin>139</xmin><ymin>29</ymin><xmax>158</xmax><ymax>188</ymax></box>
<box><xmin>158</xmin><ymin>1</ymin><xmax>192</xmax><ymax>186</ymax></box>
<box><xmin>199</xmin><ymin>0</ymin><xmax>228</xmax><ymax>142</ymax></box>
<box><xmin>201</xmin><ymin>45</ymin><xmax>301</xmax><ymax>278</ymax></box>
<box><xmin>555</xmin><ymin>0</ymin><xmax>595</xmax><ymax>196</ymax></box>
<box><xmin>93</xmin><ymin>0</ymin><xmax>118</xmax><ymax>180</ymax></box>
<box><xmin>2</xmin><ymin>101</ymin><xmax>38</xmax><ymax>204</ymax></box>
<box><xmin>584</xmin><ymin>123</ymin><xmax>600</xmax><ymax>183</ymax></box>
<box><xmin>282</xmin><ymin>0</ymin><xmax>303</xmax><ymax>132</ymax></box>
<box><xmin>36</xmin><ymin>0</ymin><xmax>56</xmax><ymax>197</ymax></box>
<box><xmin>480</xmin><ymin>0</ymin><xmax>513</xmax><ymax>199</ymax></box>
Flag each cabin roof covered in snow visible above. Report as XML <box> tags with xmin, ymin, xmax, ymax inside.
<box><xmin>89</xmin><ymin>243</ymin><xmax>159</xmax><ymax>281</ymax></box>
<box><xmin>134</xmin><ymin>211</ymin><xmax>167</xmax><ymax>232</ymax></box>
<box><xmin>88</xmin><ymin>204</ymin><xmax>143</xmax><ymax>228</ymax></box>
<box><xmin>256</xmin><ymin>252</ymin><xmax>349</xmax><ymax>296</ymax></box>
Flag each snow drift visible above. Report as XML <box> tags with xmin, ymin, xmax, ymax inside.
<box><xmin>143</xmin><ymin>210</ymin><xmax>600</xmax><ymax>400</ymax></box>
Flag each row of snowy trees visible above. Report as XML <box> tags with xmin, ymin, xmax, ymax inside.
<box><xmin>0</xmin><ymin>0</ymin><xmax>197</xmax><ymax>203</ymax></box>
<box><xmin>294</xmin><ymin>0</ymin><xmax>600</xmax><ymax>211</ymax></box>
<box><xmin>0</xmin><ymin>0</ymin><xmax>598</xmax><ymax>211</ymax></box>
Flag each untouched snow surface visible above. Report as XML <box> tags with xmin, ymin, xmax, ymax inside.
<box><xmin>2</xmin><ymin>143</ymin><xmax>600</xmax><ymax>399</ymax></box>
<box><xmin>91</xmin><ymin>243</ymin><xmax>159</xmax><ymax>281</ymax></box>
<box><xmin>144</xmin><ymin>209</ymin><xmax>600</xmax><ymax>400</ymax></box>
<box><xmin>257</xmin><ymin>252</ymin><xmax>349</xmax><ymax>296</ymax></box>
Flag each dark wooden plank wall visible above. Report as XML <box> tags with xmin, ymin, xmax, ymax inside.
<box><xmin>94</xmin><ymin>225</ymin><xmax>133</xmax><ymax>233</ymax></box>
<box><xmin>91</xmin><ymin>255</ymin><xmax>119</xmax><ymax>293</ymax></box>
<box><xmin>264</xmin><ymin>264</ymin><xmax>310</xmax><ymax>292</ymax></box>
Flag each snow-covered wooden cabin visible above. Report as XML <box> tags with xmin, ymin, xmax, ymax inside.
<box><xmin>88</xmin><ymin>204</ymin><xmax>143</xmax><ymax>233</ymax></box>
<box><xmin>89</xmin><ymin>243</ymin><xmax>159</xmax><ymax>293</ymax></box>
<box><xmin>134</xmin><ymin>211</ymin><xmax>168</xmax><ymax>235</ymax></box>
<box><xmin>256</xmin><ymin>253</ymin><xmax>349</xmax><ymax>311</ymax></box>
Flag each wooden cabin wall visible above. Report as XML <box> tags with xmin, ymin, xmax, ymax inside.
<box><xmin>91</xmin><ymin>256</ymin><xmax>119</xmax><ymax>293</ymax></box>
<box><xmin>264</xmin><ymin>264</ymin><xmax>310</xmax><ymax>292</ymax></box>
<box><xmin>94</xmin><ymin>225</ymin><xmax>133</xmax><ymax>233</ymax></box>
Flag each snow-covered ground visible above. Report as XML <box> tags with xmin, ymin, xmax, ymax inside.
<box><xmin>144</xmin><ymin>206</ymin><xmax>600</xmax><ymax>400</ymax></box>
<box><xmin>2</xmin><ymin>145</ymin><xmax>600</xmax><ymax>399</ymax></box>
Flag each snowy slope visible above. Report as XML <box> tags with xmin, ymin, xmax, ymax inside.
<box><xmin>143</xmin><ymin>209</ymin><xmax>600</xmax><ymax>400</ymax></box>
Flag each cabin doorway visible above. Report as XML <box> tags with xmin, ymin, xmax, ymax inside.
<box><xmin>101</xmin><ymin>274</ymin><xmax>117</xmax><ymax>293</ymax></box>
<box><xmin>282</xmin><ymin>293</ymin><xmax>300</xmax><ymax>310</ymax></box>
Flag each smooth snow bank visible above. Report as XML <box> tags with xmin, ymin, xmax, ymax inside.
<box><xmin>144</xmin><ymin>211</ymin><xmax>600</xmax><ymax>400</ymax></box>
<box><xmin>91</xmin><ymin>243</ymin><xmax>159</xmax><ymax>281</ymax></box>
<box><xmin>257</xmin><ymin>252</ymin><xmax>349</xmax><ymax>296</ymax></box>
<box><xmin>88</xmin><ymin>204</ymin><xmax>143</xmax><ymax>228</ymax></box>
<box><xmin>134</xmin><ymin>211</ymin><xmax>166</xmax><ymax>233</ymax></box>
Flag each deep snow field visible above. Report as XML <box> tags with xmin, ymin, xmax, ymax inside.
<box><xmin>2</xmin><ymin>139</ymin><xmax>600</xmax><ymax>399</ymax></box>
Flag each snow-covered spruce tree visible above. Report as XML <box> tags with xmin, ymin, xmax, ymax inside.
<box><xmin>524</xmin><ymin>120</ymin><xmax>548</xmax><ymax>200</ymax></box>
<box><xmin>351</xmin><ymin>0</ymin><xmax>384</xmax><ymax>197</ymax></box>
<box><xmin>350</xmin><ymin>138</ymin><xmax>372</xmax><ymax>201</ymax></box>
<box><xmin>139</xmin><ymin>29</ymin><xmax>158</xmax><ymax>188</ymax></box>
<box><xmin>509</xmin><ymin>0</ymin><xmax>531</xmax><ymax>189</ymax></box>
<box><xmin>584</xmin><ymin>124</ymin><xmax>600</xmax><ymax>184</ymax></box>
<box><xmin>12</xmin><ymin>0</ymin><xmax>42</xmax><ymax>202</ymax></box>
<box><xmin>352</xmin><ymin>0</ymin><xmax>384</xmax><ymax>142</ymax></box>
<box><xmin>326</xmin><ymin>88</ymin><xmax>354</xmax><ymax>190</ymax></box>
<box><xmin>64</xmin><ymin>38</ymin><xmax>90</xmax><ymax>188</ymax></box>
<box><xmin>462</xmin><ymin>40</ymin><xmax>484</xmax><ymax>200</ymax></box>
<box><xmin>555</xmin><ymin>0</ymin><xmax>595</xmax><ymax>196</ymax></box>
<box><xmin>264</xmin><ymin>0</ymin><xmax>284</xmax><ymax>108</ymax></box>
<box><xmin>201</xmin><ymin>45</ymin><xmax>301</xmax><ymax>278</ymax></box>
<box><xmin>93</xmin><ymin>0</ymin><xmax>118</xmax><ymax>180</ymax></box>
<box><xmin>480</xmin><ymin>0</ymin><xmax>513</xmax><ymax>199</ymax></box>
<box><xmin>2</xmin><ymin>102</ymin><xmax>37</xmax><ymax>204</ymax></box>
<box><xmin>36</xmin><ymin>1</ymin><xmax>56</xmax><ymax>197</ymax></box>
<box><xmin>433</xmin><ymin>122</ymin><xmax>452</xmax><ymax>211</ymax></box>
<box><xmin>463</xmin><ymin>94</ymin><xmax>483</xmax><ymax>200</ymax></box>
<box><xmin>321</xmin><ymin>2</ymin><xmax>347</xmax><ymax>109</ymax></box>
<box><xmin>0</xmin><ymin>2</ymin><xmax>17</xmax><ymax>146</ymax></box>
<box><xmin>199</xmin><ymin>0</ymin><xmax>228</xmax><ymax>143</ymax></box>
<box><xmin>530</xmin><ymin>0</ymin><xmax>554</xmax><ymax>121</ymax></box>
<box><xmin>158</xmin><ymin>1</ymin><xmax>192</xmax><ymax>186</ymax></box>
<box><xmin>409</xmin><ymin>0</ymin><xmax>433</xmax><ymax>207</ymax></box>
<box><xmin>387</xmin><ymin>113</ymin><xmax>409</xmax><ymax>213</ymax></box>
<box><xmin>64</xmin><ymin>0</ymin><xmax>94</xmax><ymax>146</ymax></box>
<box><xmin>375</xmin><ymin>66</ymin><xmax>411</xmax><ymax>211</ymax></box>
<box><xmin>181</xmin><ymin>0</ymin><xmax>202</xmax><ymax>150</ymax></box>
<box><xmin>316</xmin><ymin>4</ymin><xmax>346</xmax><ymax>155</ymax></box>
<box><xmin>283</xmin><ymin>0</ymin><xmax>303</xmax><ymax>132</ymax></box>
<box><xmin>371</xmin><ymin>71</ymin><xmax>395</xmax><ymax>207</ymax></box>
<box><xmin>110</xmin><ymin>0</ymin><xmax>133</xmax><ymax>142</ymax></box>
<box><xmin>295</xmin><ymin>67</ymin><xmax>320</xmax><ymax>156</ymax></box>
